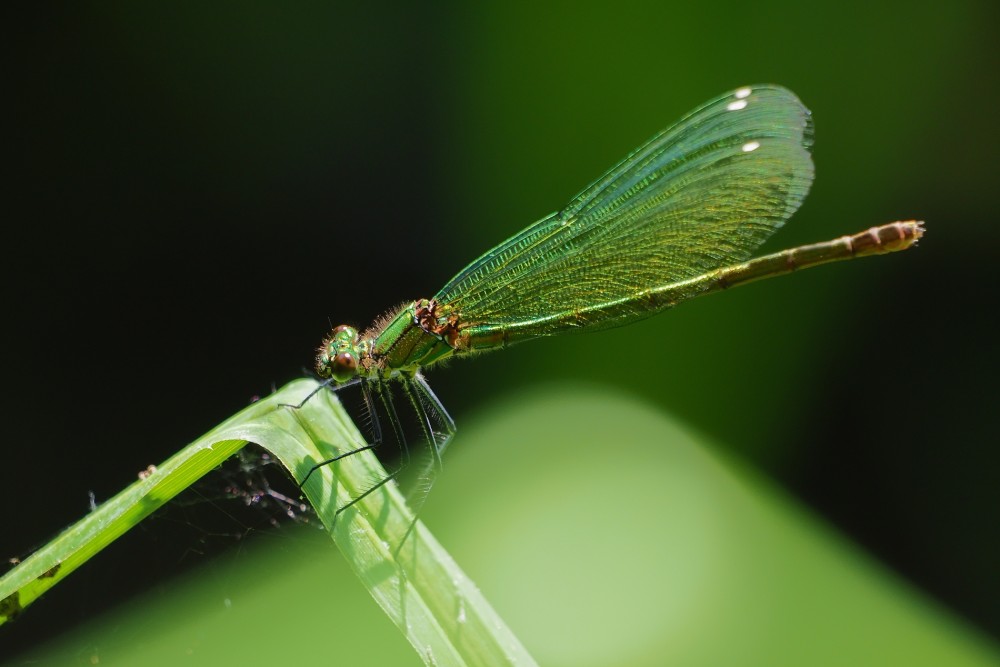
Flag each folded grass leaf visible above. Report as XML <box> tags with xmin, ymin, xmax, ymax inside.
<box><xmin>0</xmin><ymin>379</ymin><xmax>535</xmax><ymax>667</ymax></box>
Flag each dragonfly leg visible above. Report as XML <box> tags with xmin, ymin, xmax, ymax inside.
<box><xmin>298</xmin><ymin>442</ymin><xmax>378</xmax><ymax>489</ymax></box>
<box><xmin>372</xmin><ymin>379</ymin><xmax>411</xmax><ymax>469</ymax></box>
<box><xmin>396</xmin><ymin>374</ymin><xmax>455</xmax><ymax>511</ymax></box>
<box><xmin>412</xmin><ymin>373</ymin><xmax>456</xmax><ymax>453</ymax></box>
<box><xmin>297</xmin><ymin>378</ymin><xmax>379</xmax><ymax>488</ymax></box>
<box><xmin>295</xmin><ymin>377</ymin><xmax>419</xmax><ymax>520</ymax></box>
<box><xmin>333</xmin><ymin>469</ymin><xmax>400</xmax><ymax>517</ymax></box>
<box><xmin>295</xmin><ymin>376</ymin><xmax>455</xmax><ymax>531</ymax></box>
<box><xmin>379</xmin><ymin>374</ymin><xmax>456</xmax><ymax>551</ymax></box>
<box><xmin>279</xmin><ymin>376</ymin><xmax>362</xmax><ymax>410</ymax></box>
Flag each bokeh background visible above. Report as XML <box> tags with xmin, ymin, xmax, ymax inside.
<box><xmin>5</xmin><ymin>2</ymin><xmax>998</xmax><ymax>664</ymax></box>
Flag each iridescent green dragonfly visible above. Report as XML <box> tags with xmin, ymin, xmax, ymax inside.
<box><xmin>303</xmin><ymin>84</ymin><xmax>922</xmax><ymax>510</ymax></box>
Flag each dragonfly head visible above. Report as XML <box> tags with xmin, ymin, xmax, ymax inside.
<box><xmin>316</xmin><ymin>324</ymin><xmax>361</xmax><ymax>383</ymax></box>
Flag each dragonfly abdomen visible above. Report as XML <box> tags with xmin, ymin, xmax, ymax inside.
<box><xmin>449</xmin><ymin>222</ymin><xmax>924</xmax><ymax>354</ymax></box>
<box><xmin>703</xmin><ymin>221</ymin><xmax>924</xmax><ymax>294</ymax></box>
<box><xmin>616</xmin><ymin>220</ymin><xmax>926</xmax><ymax>310</ymax></box>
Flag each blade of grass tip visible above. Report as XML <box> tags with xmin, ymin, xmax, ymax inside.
<box><xmin>0</xmin><ymin>435</ymin><xmax>248</xmax><ymax>624</ymax></box>
<box><xmin>0</xmin><ymin>378</ymin><xmax>535</xmax><ymax>667</ymax></box>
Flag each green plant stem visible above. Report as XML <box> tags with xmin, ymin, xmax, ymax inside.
<box><xmin>0</xmin><ymin>379</ymin><xmax>535</xmax><ymax>667</ymax></box>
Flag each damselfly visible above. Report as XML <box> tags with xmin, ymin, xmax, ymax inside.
<box><xmin>304</xmin><ymin>84</ymin><xmax>922</xmax><ymax>513</ymax></box>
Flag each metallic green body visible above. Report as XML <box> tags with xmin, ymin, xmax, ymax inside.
<box><xmin>315</xmin><ymin>85</ymin><xmax>922</xmax><ymax>385</ymax></box>
<box><xmin>368</xmin><ymin>306</ymin><xmax>457</xmax><ymax>375</ymax></box>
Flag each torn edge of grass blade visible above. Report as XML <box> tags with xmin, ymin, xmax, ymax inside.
<box><xmin>0</xmin><ymin>378</ymin><xmax>536</xmax><ymax>667</ymax></box>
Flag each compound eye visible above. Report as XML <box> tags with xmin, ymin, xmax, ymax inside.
<box><xmin>331</xmin><ymin>351</ymin><xmax>358</xmax><ymax>382</ymax></box>
<box><xmin>331</xmin><ymin>325</ymin><xmax>358</xmax><ymax>342</ymax></box>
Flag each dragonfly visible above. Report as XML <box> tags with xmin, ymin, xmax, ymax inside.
<box><xmin>302</xmin><ymin>84</ymin><xmax>923</xmax><ymax>513</ymax></box>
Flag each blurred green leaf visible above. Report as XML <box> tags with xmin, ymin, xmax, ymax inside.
<box><xmin>426</xmin><ymin>384</ymin><xmax>999</xmax><ymax>666</ymax></box>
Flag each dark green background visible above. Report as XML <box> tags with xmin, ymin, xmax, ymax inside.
<box><xmin>5</xmin><ymin>1</ymin><xmax>998</xmax><ymax>660</ymax></box>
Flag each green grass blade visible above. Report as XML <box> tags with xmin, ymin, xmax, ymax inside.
<box><xmin>0</xmin><ymin>378</ymin><xmax>535</xmax><ymax>667</ymax></box>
